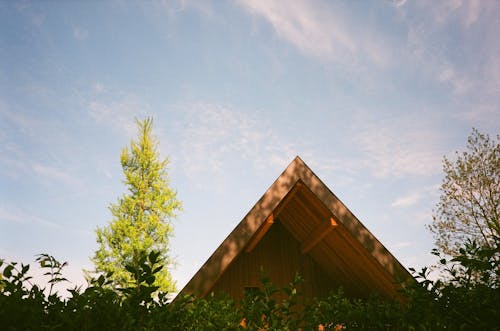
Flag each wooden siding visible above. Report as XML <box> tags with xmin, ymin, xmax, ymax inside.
<box><xmin>211</xmin><ymin>221</ymin><xmax>335</xmax><ymax>303</ymax></box>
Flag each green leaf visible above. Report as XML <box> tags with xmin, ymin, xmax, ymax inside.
<box><xmin>145</xmin><ymin>276</ymin><xmax>155</xmax><ymax>285</ymax></box>
<box><xmin>3</xmin><ymin>265</ymin><xmax>14</xmax><ymax>278</ymax></box>
<box><xmin>97</xmin><ymin>275</ymin><xmax>105</xmax><ymax>286</ymax></box>
<box><xmin>21</xmin><ymin>264</ymin><xmax>30</xmax><ymax>274</ymax></box>
<box><xmin>125</xmin><ymin>265</ymin><xmax>136</xmax><ymax>274</ymax></box>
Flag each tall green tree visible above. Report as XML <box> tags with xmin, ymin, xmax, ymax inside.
<box><xmin>92</xmin><ymin>118</ymin><xmax>181</xmax><ymax>292</ymax></box>
<box><xmin>429</xmin><ymin>128</ymin><xmax>499</xmax><ymax>256</ymax></box>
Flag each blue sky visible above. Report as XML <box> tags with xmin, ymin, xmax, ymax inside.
<box><xmin>1</xmin><ymin>0</ymin><xmax>499</xmax><ymax>292</ymax></box>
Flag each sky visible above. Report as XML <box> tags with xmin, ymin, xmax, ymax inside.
<box><xmin>1</xmin><ymin>0</ymin><xmax>499</xmax><ymax>293</ymax></box>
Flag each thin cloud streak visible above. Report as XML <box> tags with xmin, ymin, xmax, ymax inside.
<box><xmin>391</xmin><ymin>241</ymin><xmax>414</xmax><ymax>249</ymax></box>
<box><xmin>0</xmin><ymin>129</ymin><xmax>81</xmax><ymax>187</ymax></box>
<box><xmin>354</xmin><ymin>117</ymin><xmax>444</xmax><ymax>178</ymax></box>
<box><xmin>0</xmin><ymin>206</ymin><xmax>60</xmax><ymax>228</ymax></box>
<box><xmin>88</xmin><ymin>90</ymin><xmax>150</xmax><ymax>137</ymax></box>
<box><xmin>32</xmin><ymin>163</ymin><xmax>80</xmax><ymax>187</ymax></box>
<box><xmin>0</xmin><ymin>106</ymin><xmax>44</xmax><ymax>136</ymax></box>
<box><xmin>237</xmin><ymin>0</ymin><xmax>393</xmax><ymax>67</ymax></box>
<box><xmin>391</xmin><ymin>185</ymin><xmax>440</xmax><ymax>210</ymax></box>
<box><xmin>391</xmin><ymin>193</ymin><xmax>420</xmax><ymax>208</ymax></box>
<box><xmin>403</xmin><ymin>0</ymin><xmax>500</xmax><ymax>128</ymax></box>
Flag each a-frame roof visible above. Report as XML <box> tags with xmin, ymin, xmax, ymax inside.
<box><xmin>178</xmin><ymin>156</ymin><xmax>411</xmax><ymax>299</ymax></box>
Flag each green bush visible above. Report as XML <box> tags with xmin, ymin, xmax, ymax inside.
<box><xmin>1</xmin><ymin>238</ymin><xmax>499</xmax><ymax>330</ymax></box>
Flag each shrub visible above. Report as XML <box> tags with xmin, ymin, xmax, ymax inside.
<box><xmin>1</xmin><ymin>239</ymin><xmax>499</xmax><ymax>330</ymax></box>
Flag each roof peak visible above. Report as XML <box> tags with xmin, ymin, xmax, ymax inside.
<box><xmin>177</xmin><ymin>157</ymin><xmax>411</xmax><ymax>300</ymax></box>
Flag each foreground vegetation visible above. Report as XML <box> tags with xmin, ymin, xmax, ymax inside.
<box><xmin>1</xmin><ymin>236</ymin><xmax>499</xmax><ymax>331</ymax></box>
<box><xmin>2</xmin><ymin>129</ymin><xmax>497</xmax><ymax>330</ymax></box>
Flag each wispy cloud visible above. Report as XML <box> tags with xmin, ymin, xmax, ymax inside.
<box><xmin>458</xmin><ymin>104</ymin><xmax>500</xmax><ymax>125</ymax></box>
<box><xmin>0</xmin><ymin>142</ymin><xmax>28</xmax><ymax>179</ymax></box>
<box><xmin>32</xmin><ymin>163</ymin><xmax>80</xmax><ymax>187</ymax></box>
<box><xmin>354</xmin><ymin>113</ymin><xmax>445</xmax><ymax>178</ymax></box>
<box><xmin>390</xmin><ymin>0</ymin><xmax>407</xmax><ymax>7</ymax></box>
<box><xmin>170</xmin><ymin>103</ymin><xmax>309</xmax><ymax>187</ymax></box>
<box><xmin>391</xmin><ymin>241</ymin><xmax>414</xmax><ymax>248</ymax></box>
<box><xmin>88</xmin><ymin>91</ymin><xmax>150</xmax><ymax>136</ymax></box>
<box><xmin>0</xmin><ymin>106</ymin><xmax>83</xmax><ymax>186</ymax></box>
<box><xmin>158</xmin><ymin>0</ymin><xmax>215</xmax><ymax>19</ymax></box>
<box><xmin>169</xmin><ymin>102</ymin><xmax>361</xmax><ymax>193</ymax></box>
<box><xmin>419</xmin><ymin>0</ymin><xmax>484</xmax><ymax>28</ymax></box>
<box><xmin>92</xmin><ymin>83</ymin><xmax>106</xmax><ymax>93</ymax></box>
<box><xmin>391</xmin><ymin>193</ymin><xmax>420</xmax><ymax>208</ymax></box>
<box><xmin>14</xmin><ymin>1</ymin><xmax>45</xmax><ymax>27</ymax></box>
<box><xmin>236</xmin><ymin>0</ymin><xmax>500</xmax><ymax>130</ymax></box>
<box><xmin>437</xmin><ymin>64</ymin><xmax>473</xmax><ymax>94</ymax></box>
<box><xmin>73</xmin><ymin>27</ymin><xmax>89</xmax><ymax>40</ymax></box>
<box><xmin>237</xmin><ymin>0</ymin><xmax>393</xmax><ymax>68</ymax></box>
<box><xmin>0</xmin><ymin>147</ymin><xmax>82</xmax><ymax>187</ymax></box>
<box><xmin>173</xmin><ymin>103</ymin><xmax>270</xmax><ymax>176</ymax></box>
<box><xmin>0</xmin><ymin>206</ymin><xmax>60</xmax><ymax>228</ymax></box>
<box><xmin>403</xmin><ymin>0</ymin><xmax>500</xmax><ymax>127</ymax></box>
<box><xmin>0</xmin><ymin>105</ymin><xmax>43</xmax><ymax>136</ymax></box>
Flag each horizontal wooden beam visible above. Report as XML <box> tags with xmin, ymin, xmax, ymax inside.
<box><xmin>245</xmin><ymin>214</ymin><xmax>274</xmax><ymax>253</ymax></box>
<box><xmin>301</xmin><ymin>217</ymin><xmax>338</xmax><ymax>254</ymax></box>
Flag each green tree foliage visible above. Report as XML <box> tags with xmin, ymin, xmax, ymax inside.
<box><xmin>429</xmin><ymin>128</ymin><xmax>499</xmax><ymax>256</ymax></box>
<box><xmin>1</xmin><ymin>242</ymin><xmax>499</xmax><ymax>330</ymax></box>
<box><xmin>91</xmin><ymin>118</ymin><xmax>181</xmax><ymax>292</ymax></box>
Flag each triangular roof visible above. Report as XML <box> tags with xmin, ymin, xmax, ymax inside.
<box><xmin>179</xmin><ymin>156</ymin><xmax>411</xmax><ymax>299</ymax></box>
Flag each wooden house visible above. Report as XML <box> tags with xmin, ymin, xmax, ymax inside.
<box><xmin>178</xmin><ymin>157</ymin><xmax>411</xmax><ymax>302</ymax></box>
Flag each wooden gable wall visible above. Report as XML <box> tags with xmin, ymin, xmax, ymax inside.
<box><xmin>211</xmin><ymin>220</ymin><xmax>335</xmax><ymax>303</ymax></box>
